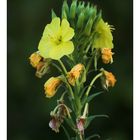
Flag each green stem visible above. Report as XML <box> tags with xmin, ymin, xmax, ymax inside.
<box><xmin>58</xmin><ymin>59</ymin><xmax>68</xmax><ymax>75</ymax></box>
<box><xmin>85</xmin><ymin>73</ymin><xmax>103</xmax><ymax>96</ymax></box>
<box><xmin>86</xmin><ymin>56</ymin><xmax>94</xmax><ymax>72</ymax></box>
<box><xmin>82</xmin><ymin>103</ymin><xmax>88</xmax><ymax>117</ymax></box>
<box><xmin>58</xmin><ymin>59</ymin><xmax>75</xmax><ymax>99</ymax></box>
<box><xmin>76</xmin><ymin>133</ymin><xmax>84</xmax><ymax>140</ymax></box>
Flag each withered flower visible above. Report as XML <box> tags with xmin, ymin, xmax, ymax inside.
<box><xmin>67</xmin><ymin>64</ymin><xmax>84</xmax><ymax>86</ymax></box>
<box><xmin>101</xmin><ymin>48</ymin><xmax>114</xmax><ymax>64</ymax></box>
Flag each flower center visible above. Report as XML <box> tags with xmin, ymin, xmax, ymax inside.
<box><xmin>55</xmin><ymin>36</ymin><xmax>62</xmax><ymax>45</ymax></box>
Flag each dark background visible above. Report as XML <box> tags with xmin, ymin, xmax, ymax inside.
<box><xmin>8</xmin><ymin>0</ymin><xmax>133</xmax><ymax>140</ymax></box>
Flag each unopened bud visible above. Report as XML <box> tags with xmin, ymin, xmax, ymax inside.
<box><xmin>77</xmin><ymin>11</ymin><xmax>85</xmax><ymax>29</ymax></box>
<box><xmin>70</xmin><ymin>0</ymin><xmax>77</xmax><ymax>19</ymax></box>
<box><xmin>84</xmin><ymin>17</ymin><xmax>94</xmax><ymax>36</ymax></box>
<box><xmin>77</xmin><ymin>1</ymin><xmax>85</xmax><ymax>15</ymax></box>
<box><xmin>62</xmin><ymin>0</ymin><xmax>69</xmax><ymax>16</ymax></box>
<box><xmin>61</xmin><ymin>9</ymin><xmax>67</xmax><ymax>19</ymax></box>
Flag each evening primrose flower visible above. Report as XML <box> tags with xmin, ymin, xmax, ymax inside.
<box><xmin>44</xmin><ymin>77</ymin><xmax>61</xmax><ymax>98</ymax></box>
<box><xmin>93</xmin><ymin>19</ymin><xmax>114</xmax><ymax>49</ymax></box>
<box><xmin>67</xmin><ymin>64</ymin><xmax>84</xmax><ymax>86</ymax></box>
<box><xmin>29</xmin><ymin>52</ymin><xmax>42</xmax><ymax>68</ymax></box>
<box><xmin>101</xmin><ymin>48</ymin><xmax>114</xmax><ymax>64</ymax></box>
<box><xmin>38</xmin><ymin>17</ymin><xmax>75</xmax><ymax>60</ymax></box>
<box><xmin>101</xmin><ymin>69</ymin><xmax>116</xmax><ymax>89</ymax></box>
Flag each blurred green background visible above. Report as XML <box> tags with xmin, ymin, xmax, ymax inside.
<box><xmin>8</xmin><ymin>0</ymin><xmax>133</xmax><ymax>140</ymax></box>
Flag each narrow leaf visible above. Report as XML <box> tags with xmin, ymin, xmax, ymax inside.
<box><xmin>62</xmin><ymin>125</ymin><xmax>71</xmax><ymax>140</ymax></box>
<box><xmin>85</xmin><ymin>114</ymin><xmax>109</xmax><ymax>129</ymax></box>
<box><xmin>87</xmin><ymin>91</ymin><xmax>104</xmax><ymax>103</ymax></box>
<box><xmin>86</xmin><ymin>134</ymin><xmax>100</xmax><ymax>140</ymax></box>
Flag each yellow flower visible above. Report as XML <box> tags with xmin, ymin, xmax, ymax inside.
<box><xmin>101</xmin><ymin>48</ymin><xmax>114</xmax><ymax>64</ymax></box>
<box><xmin>67</xmin><ymin>64</ymin><xmax>84</xmax><ymax>86</ymax></box>
<box><xmin>93</xmin><ymin>19</ymin><xmax>114</xmax><ymax>49</ymax></box>
<box><xmin>38</xmin><ymin>17</ymin><xmax>75</xmax><ymax>60</ymax></box>
<box><xmin>101</xmin><ymin>70</ymin><xmax>116</xmax><ymax>89</ymax></box>
<box><xmin>29</xmin><ymin>52</ymin><xmax>42</xmax><ymax>68</ymax></box>
<box><xmin>44</xmin><ymin>77</ymin><xmax>61</xmax><ymax>98</ymax></box>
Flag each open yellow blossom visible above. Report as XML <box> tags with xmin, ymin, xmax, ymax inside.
<box><xmin>101</xmin><ymin>48</ymin><xmax>114</xmax><ymax>64</ymax></box>
<box><xmin>93</xmin><ymin>19</ymin><xmax>114</xmax><ymax>49</ymax></box>
<box><xmin>38</xmin><ymin>17</ymin><xmax>75</xmax><ymax>60</ymax></box>
<box><xmin>101</xmin><ymin>70</ymin><xmax>116</xmax><ymax>89</ymax></box>
<box><xmin>44</xmin><ymin>77</ymin><xmax>61</xmax><ymax>98</ymax></box>
<box><xmin>29</xmin><ymin>52</ymin><xmax>42</xmax><ymax>68</ymax></box>
<box><xmin>67</xmin><ymin>64</ymin><xmax>84</xmax><ymax>86</ymax></box>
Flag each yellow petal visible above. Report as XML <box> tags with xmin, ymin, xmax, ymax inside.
<box><xmin>48</xmin><ymin>41</ymin><xmax>74</xmax><ymax>60</ymax></box>
<box><xmin>38</xmin><ymin>39</ymin><xmax>57</xmax><ymax>58</ymax></box>
<box><xmin>61</xmin><ymin>19</ymin><xmax>74</xmax><ymax>42</ymax></box>
<box><xmin>61</xmin><ymin>41</ymin><xmax>74</xmax><ymax>55</ymax></box>
<box><xmin>43</xmin><ymin>18</ymin><xmax>61</xmax><ymax>39</ymax></box>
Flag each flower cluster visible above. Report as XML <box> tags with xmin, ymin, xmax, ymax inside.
<box><xmin>28</xmin><ymin>0</ymin><xmax>117</xmax><ymax>139</ymax></box>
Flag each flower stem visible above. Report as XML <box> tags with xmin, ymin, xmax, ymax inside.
<box><xmin>58</xmin><ymin>59</ymin><xmax>68</xmax><ymax>75</ymax></box>
<box><xmin>83</xmin><ymin>103</ymin><xmax>88</xmax><ymax>117</ymax></box>
<box><xmin>58</xmin><ymin>59</ymin><xmax>75</xmax><ymax>99</ymax></box>
<box><xmin>85</xmin><ymin>73</ymin><xmax>103</xmax><ymax>96</ymax></box>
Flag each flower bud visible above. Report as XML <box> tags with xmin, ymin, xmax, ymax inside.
<box><xmin>84</xmin><ymin>17</ymin><xmax>94</xmax><ymax>36</ymax></box>
<box><xmin>70</xmin><ymin>0</ymin><xmax>77</xmax><ymax>19</ymax></box>
<box><xmin>67</xmin><ymin>64</ymin><xmax>85</xmax><ymax>86</ymax></box>
<box><xmin>62</xmin><ymin>0</ymin><xmax>69</xmax><ymax>16</ymax></box>
<box><xmin>44</xmin><ymin>77</ymin><xmax>61</xmax><ymax>98</ymax></box>
<box><xmin>77</xmin><ymin>1</ymin><xmax>85</xmax><ymax>15</ymax></box>
<box><xmin>61</xmin><ymin>9</ymin><xmax>67</xmax><ymax>19</ymax></box>
<box><xmin>77</xmin><ymin>11</ymin><xmax>85</xmax><ymax>29</ymax></box>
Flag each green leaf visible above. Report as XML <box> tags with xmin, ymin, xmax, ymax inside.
<box><xmin>86</xmin><ymin>134</ymin><xmax>100</xmax><ymax>140</ymax></box>
<box><xmin>51</xmin><ymin>62</ymin><xmax>62</xmax><ymax>73</ymax></box>
<box><xmin>65</xmin><ymin>117</ymin><xmax>75</xmax><ymax>129</ymax></box>
<box><xmin>62</xmin><ymin>125</ymin><xmax>71</xmax><ymax>140</ymax></box>
<box><xmin>87</xmin><ymin>91</ymin><xmax>103</xmax><ymax>103</ymax></box>
<box><xmin>82</xmin><ymin>91</ymin><xmax>103</xmax><ymax>106</ymax></box>
<box><xmin>85</xmin><ymin>114</ymin><xmax>109</xmax><ymax>129</ymax></box>
<box><xmin>79</xmin><ymin>85</ymin><xmax>89</xmax><ymax>98</ymax></box>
